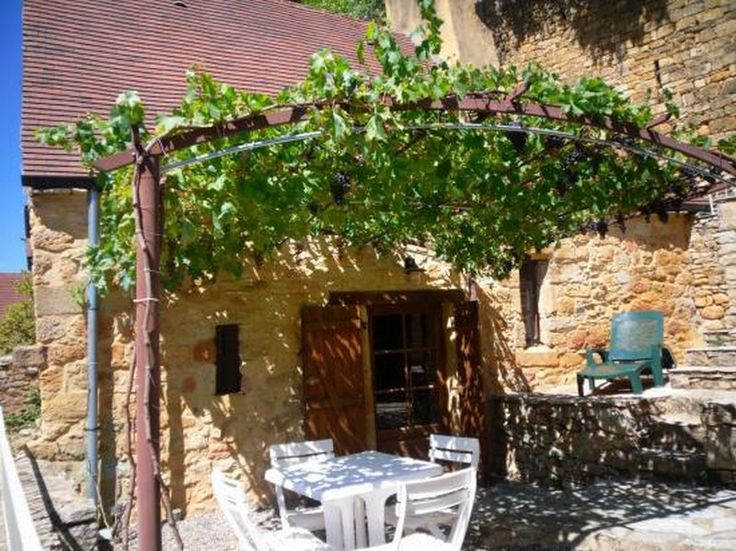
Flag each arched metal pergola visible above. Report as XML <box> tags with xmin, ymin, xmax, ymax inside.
<box><xmin>93</xmin><ymin>89</ymin><xmax>736</xmax><ymax>550</ymax></box>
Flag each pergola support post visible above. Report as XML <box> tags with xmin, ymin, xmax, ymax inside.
<box><xmin>134</xmin><ymin>150</ymin><xmax>162</xmax><ymax>551</ymax></box>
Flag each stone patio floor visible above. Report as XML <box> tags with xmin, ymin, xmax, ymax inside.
<box><xmin>464</xmin><ymin>478</ymin><xmax>736</xmax><ymax>550</ymax></box>
<box><xmin>152</xmin><ymin>477</ymin><xmax>736</xmax><ymax>550</ymax></box>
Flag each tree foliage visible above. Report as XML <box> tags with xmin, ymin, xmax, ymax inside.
<box><xmin>0</xmin><ymin>276</ymin><xmax>36</xmax><ymax>355</ymax></box>
<box><xmin>295</xmin><ymin>0</ymin><xmax>385</xmax><ymax>21</ymax></box>
<box><xmin>37</xmin><ymin>1</ymin><xmax>733</xmax><ymax>295</ymax></box>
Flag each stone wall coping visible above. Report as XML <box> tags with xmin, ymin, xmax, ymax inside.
<box><xmin>708</xmin><ymin>397</ymin><xmax>736</xmax><ymax>407</ymax></box>
<box><xmin>677</xmin><ymin>366</ymin><xmax>736</xmax><ymax>372</ymax></box>
<box><xmin>489</xmin><ymin>391</ymin><xmax>665</xmax><ymax>407</ymax></box>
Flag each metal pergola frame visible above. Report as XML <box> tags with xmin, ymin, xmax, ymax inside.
<box><xmin>92</xmin><ymin>89</ymin><xmax>736</xmax><ymax>550</ymax></box>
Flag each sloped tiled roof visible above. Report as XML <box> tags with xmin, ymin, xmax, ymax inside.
<box><xmin>22</xmin><ymin>0</ymin><xmax>406</xmax><ymax>182</ymax></box>
<box><xmin>0</xmin><ymin>274</ymin><xmax>24</xmax><ymax>316</ymax></box>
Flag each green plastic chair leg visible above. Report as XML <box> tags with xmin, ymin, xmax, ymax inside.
<box><xmin>652</xmin><ymin>366</ymin><xmax>665</xmax><ymax>387</ymax></box>
<box><xmin>588</xmin><ymin>377</ymin><xmax>596</xmax><ymax>391</ymax></box>
<box><xmin>629</xmin><ymin>374</ymin><xmax>643</xmax><ymax>394</ymax></box>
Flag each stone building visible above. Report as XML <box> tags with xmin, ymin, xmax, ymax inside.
<box><xmin>20</xmin><ymin>0</ymin><xmax>736</xmax><ymax>513</ymax></box>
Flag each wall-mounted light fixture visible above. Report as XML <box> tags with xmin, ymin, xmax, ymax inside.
<box><xmin>404</xmin><ymin>255</ymin><xmax>425</xmax><ymax>274</ymax></box>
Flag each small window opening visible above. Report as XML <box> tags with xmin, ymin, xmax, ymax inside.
<box><xmin>520</xmin><ymin>257</ymin><xmax>548</xmax><ymax>347</ymax></box>
<box><xmin>215</xmin><ymin>324</ymin><xmax>241</xmax><ymax>395</ymax></box>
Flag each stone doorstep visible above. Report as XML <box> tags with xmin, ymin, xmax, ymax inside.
<box><xmin>685</xmin><ymin>347</ymin><xmax>736</xmax><ymax>367</ymax></box>
<box><xmin>634</xmin><ymin>447</ymin><xmax>708</xmax><ymax>478</ymax></box>
<box><xmin>670</xmin><ymin>366</ymin><xmax>736</xmax><ymax>391</ymax></box>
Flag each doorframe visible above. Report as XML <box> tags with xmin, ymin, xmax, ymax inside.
<box><xmin>330</xmin><ymin>290</ymin><xmax>466</xmax><ymax>456</ymax></box>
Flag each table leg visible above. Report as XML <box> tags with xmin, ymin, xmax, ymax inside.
<box><xmin>354</xmin><ymin>498</ymin><xmax>367</xmax><ymax>548</ymax></box>
<box><xmin>363</xmin><ymin>489</ymin><xmax>395</xmax><ymax>547</ymax></box>
<box><xmin>324</xmin><ymin>498</ymin><xmax>356</xmax><ymax>550</ymax></box>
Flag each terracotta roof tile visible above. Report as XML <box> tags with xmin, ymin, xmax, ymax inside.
<box><xmin>0</xmin><ymin>274</ymin><xmax>24</xmax><ymax>317</ymax></box>
<box><xmin>22</xmin><ymin>0</ymin><xmax>409</xmax><ymax>180</ymax></box>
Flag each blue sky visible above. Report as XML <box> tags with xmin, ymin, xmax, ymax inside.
<box><xmin>0</xmin><ymin>0</ymin><xmax>25</xmax><ymax>272</ymax></box>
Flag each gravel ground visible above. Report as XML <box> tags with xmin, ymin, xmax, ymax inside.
<box><xmin>127</xmin><ymin>507</ymin><xmax>279</xmax><ymax>550</ymax></box>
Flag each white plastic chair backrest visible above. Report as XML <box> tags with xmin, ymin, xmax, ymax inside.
<box><xmin>269</xmin><ymin>438</ymin><xmax>334</xmax><ymax>468</ymax></box>
<box><xmin>211</xmin><ymin>470</ymin><xmax>269</xmax><ymax>551</ymax></box>
<box><xmin>429</xmin><ymin>434</ymin><xmax>480</xmax><ymax>469</ymax></box>
<box><xmin>394</xmin><ymin>467</ymin><xmax>477</xmax><ymax>550</ymax></box>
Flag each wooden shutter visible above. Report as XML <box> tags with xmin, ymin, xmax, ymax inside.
<box><xmin>301</xmin><ymin>305</ymin><xmax>368</xmax><ymax>455</ymax></box>
<box><xmin>454</xmin><ymin>301</ymin><xmax>487</xmax><ymax>476</ymax></box>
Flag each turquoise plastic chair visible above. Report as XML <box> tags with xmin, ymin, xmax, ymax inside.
<box><xmin>577</xmin><ymin>311</ymin><xmax>665</xmax><ymax>396</ymax></box>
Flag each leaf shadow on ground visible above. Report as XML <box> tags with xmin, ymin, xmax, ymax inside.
<box><xmin>464</xmin><ymin>478</ymin><xmax>736</xmax><ymax>550</ymax></box>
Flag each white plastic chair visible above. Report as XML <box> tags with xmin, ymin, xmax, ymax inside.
<box><xmin>428</xmin><ymin>435</ymin><xmax>480</xmax><ymax>469</ymax></box>
<box><xmin>211</xmin><ymin>470</ymin><xmax>332</xmax><ymax>551</ymax></box>
<box><xmin>268</xmin><ymin>438</ymin><xmax>334</xmax><ymax>530</ymax></box>
<box><xmin>373</xmin><ymin>467</ymin><xmax>477</xmax><ymax>550</ymax></box>
<box><xmin>387</xmin><ymin>434</ymin><xmax>480</xmax><ymax>535</ymax></box>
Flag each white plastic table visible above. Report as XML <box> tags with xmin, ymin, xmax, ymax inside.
<box><xmin>265</xmin><ymin>450</ymin><xmax>443</xmax><ymax>550</ymax></box>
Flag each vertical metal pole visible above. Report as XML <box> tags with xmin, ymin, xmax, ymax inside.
<box><xmin>85</xmin><ymin>187</ymin><xmax>100</xmax><ymax>502</ymax></box>
<box><xmin>136</xmin><ymin>153</ymin><xmax>162</xmax><ymax>550</ymax></box>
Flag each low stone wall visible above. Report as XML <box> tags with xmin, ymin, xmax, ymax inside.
<box><xmin>0</xmin><ymin>345</ymin><xmax>44</xmax><ymax>415</ymax></box>
<box><xmin>704</xmin><ymin>399</ymin><xmax>736</xmax><ymax>484</ymax></box>
<box><xmin>15</xmin><ymin>448</ymin><xmax>97</xmax><ymax>550</ymax></box>
<box><xmin>489</xmin><ymin>392</ymin><xmax>735</xmax><ymax>487</ymax></box>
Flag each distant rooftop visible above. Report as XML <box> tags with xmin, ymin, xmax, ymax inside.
<box><xmin>0</xmin><ymin>274</ymin><xmax>24</xmax><ymax>316</ymax></box>
<box><xmin>22</xmin><ymin>0</ymin><xmax>408</xmax><ymax>184</ymax></box>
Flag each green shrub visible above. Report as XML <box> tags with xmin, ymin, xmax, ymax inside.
<box><xmin>4</xmin><ymin>387</ymin><xmax>41</xmax><ymax>433</ymax></box>
<box><xmin>0</xmin><ymin>276</ymin><xmax>36</xmax><ymax>355</ymax></box>
<box><xmin>297</xmin><ymin>0</ymin><xmax>384</xmax><ymax>20</ymax></box>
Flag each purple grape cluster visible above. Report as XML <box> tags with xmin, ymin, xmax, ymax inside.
<box><xmin>504</xmin><ymin>125</ymin><xmax>527</xmax><ymax>153</ymax></box>
<box><xmin>563</xmin><ymin>147</ymin><xmax>587</xmax><ymax>169</ymax></box>
<box><xmin>595</xmin><ymin>219</ymin><xmax>608</xmax><ymax>238</ymax></box>
<box><xmin>544</xmin><ymin>134</ymin><xmax>566</xmax><ymax>151</ymax></box>
<box><xmin>331</xmin><ymin>171</ymin><xmax>351</xmax><ymax>204</ymax></box>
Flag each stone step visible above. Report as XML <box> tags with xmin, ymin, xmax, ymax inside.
<box><xmin>670</xmin><ymin>366</ymin><xmax>736</xmax><ymax>391</ymax></box>
<box><xmin>634</xmin><ymin>447</ymin><xmax>708</xmax><ymax>481</ymax></box>
<box><xmin>685</xmin><ymin>346</ymin><xmax>736</xmax><ymax>367</ymax></box>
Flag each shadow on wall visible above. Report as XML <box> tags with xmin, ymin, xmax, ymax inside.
<box><xmin>96</xmin><ymin>240</ymin><xmax>464</xmax><ymax>517</ymax></box>
<box><xmin>475</xmin><ymin>284</ymin><xmax>530</xmax><ymax>395</ymax></box>
<box><xmin>475</xmin><ymin>0</ymin><xmax>670</xmax><ymax>65</ymax></box>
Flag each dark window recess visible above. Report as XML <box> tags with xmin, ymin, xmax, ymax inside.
<box><xmin>372</xmin><ymin>311</ymin><xmax>440</xmax><ymax>431</ymax></box>
<box><xmin>520</xmin><ymin>257</ymin><xmax>548</xmax><ymax>347</ymax></box>
<box><xmin>215</xmin><ymin>324</ymin><xmax>241</xmax><ymax>395</ymax></box>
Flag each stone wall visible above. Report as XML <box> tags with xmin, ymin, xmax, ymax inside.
<box><xmin>704</xmin><ymin>399</ymin><xmax>736</xmax><ymax>483</ymax></box>
<box><xmin>28</xmin><ymin>191</ymin><xmax>88</xmax><ymax>464</ymax></box>
<box><xmin>0</xmin><ymin>345</ymin><xmax>44</xmax><ymax>416</ymax></box>
<box><xmin>386</xmin><ymin>0</ymin><xmax>499</xmax><ymax>67</ymax></box>
<box><xmin>102</xmin><ymin>244</ymin><xmax>468</xmax><ymax>513</ymax></box>
<box><xmin>27</xmin><ymin>188</ymin><xmax>470</xmax><ymax>514</ymax></box>
<box><xmin>477</xmin><ymin>0</ymin><xmax>735</xmax><ymax>140</ymax></box>
<box><xmin>15</xmin><ymin>448</ymin><xmax>97</xmax><ymax>550</ymax></box>
<box><xmin>477</xmin><ymin>214</ymin><xmax>711</xmax><ymax>390</ymax></box>
<box><xmin>26</xmin><ymin>1</ymin><xmax>736</xmax><ymax>516</ymax></box>
<box><xmin>460</xmin><ymin>0</ymin><xmax>736</xmax><ymax>386</ymax></box>
<box><xmin>490</xmin><ymin>391</ymin><xmax>735</xmax><ymax>487</ymax></box>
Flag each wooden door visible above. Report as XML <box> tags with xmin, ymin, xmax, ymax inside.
<box><xmin>455</xmin><ymin>301</ymin><xmax>488</xmax><ymax>477</ymax></box>
<box><xmin>301</xmin><ymin>305</ymin><xmax>368</xmax><ymax>455</ymax></box>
